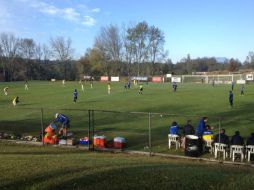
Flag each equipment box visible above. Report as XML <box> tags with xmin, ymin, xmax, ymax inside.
<box><xmin>67</xmin><ymin>138</ymin><xmax>79</xmax><ymax>146</ymax></box>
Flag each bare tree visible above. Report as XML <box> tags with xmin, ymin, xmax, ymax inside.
<box><xmin>126</xmin><ymin>21</ymin><xmax>150</xmax><ymax>76</ymax></box>
<box><xmin>50</xmin><ymin>36</ymin><xmax>73</xmax><ymax>79</ymax></box>
<box><xmin>20</xmin><ymin>38</ymin><xmax>35</xmax><ymax>79</ymax></box>
<box><xmin>148</xmin><ymin>26</ymin><xmax>165</xmax><ymax>75</ymax></box>
<box><xmin>94</xmin><ymin>24</ymin><xmax>122</xmax><ymax>76</ymax></box>
<box><xmin>42</xmin><ymin>44</ymin><xmax>52</xmax><ymax>64</ymax></box>
<box><xmin>0</xmin><ymin>33</ymin><xmax>20</xmax><ymax>81</ymax></box>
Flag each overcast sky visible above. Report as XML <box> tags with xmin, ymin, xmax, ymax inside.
<box><xmin>1</xmin><ymin>0</ymin><xmax>254</xmax><ymax>63</ymax></box>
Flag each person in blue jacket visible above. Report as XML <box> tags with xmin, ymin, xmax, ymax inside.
<box><xmin>73</xmin><ymin>89</ymin><xmax>78</xmax><ymax>102</ymax></box>
<box><xmin>196</xmin><ymin>117</ymin><xmax>208</xmax><ymax>137</ymax></box>
<box><xmin>54</xmin><ymin>113</ymin><xmax>70</xmax><ymax>137</ymax></box>
<box><xmin>169</xmin><ymin>121</ymin><xmax>180</xmax><ymax>136</ymax></box>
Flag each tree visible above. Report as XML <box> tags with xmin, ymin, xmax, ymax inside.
<box><xmin>19</xmin><ymin>38</ymin><xmax>36</xmax><ymax>79</ymax></box>
<box><xmin>0</xmin><ymin>33</ymin><xmax>20</xmax><ymax>81</ymax></box>
<box><xmin>94</xmin><ymin>24</ymin><xmax>122</xmax><ymax>76</ymax></box>
<box><xmin>50</xmin><ymin>37</ymin><xmax>73</xmax><ymax>79</ymax></box>
<box><xmin>148</xmin><ymin>26</ymin><xmax>165</xmax><ymax>75</ymax></box>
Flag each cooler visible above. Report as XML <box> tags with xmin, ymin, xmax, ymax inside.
<box><xmin>94</xmin><ymin>136</ymin><xmax>106</xmax><ymax>148</ymax></box>
<box><xmin>114</xmin><ymin>137</ymin><xmax>126</xmax><ymax>149</ymax></box>
<box><xmin>185</xmin><ymin>135</ymin><xmax>200</xmax><ymax>157</ymax></box>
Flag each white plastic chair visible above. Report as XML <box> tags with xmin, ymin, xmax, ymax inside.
<box><xmin>204</xmin><ymin>140</ymin><xmax>213</xmax><ymax>154</ymax></box>
<box><xmin>231</xmin><ymin>145</ymin><xmax>244</xmax><ymax>162</ymax></box>
<box><xmin>246</xmin><ymin>145</ymin><xmax>254</xmax><ymax>162</ymax></box>
<box><xmin>214</xmin><ymin>143</ymin><xmax>228</xmax><ymax>160</ymax></box>
<box><xmin>168</xmin><ymin>134</ymin><xmax>180</xmax><ymax>150</ymax></box>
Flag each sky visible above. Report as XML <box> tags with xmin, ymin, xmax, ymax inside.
<box><xmin>0</xmin><ymin>0</ymin><xmax>254</xmax><ymax>63</ymax></box>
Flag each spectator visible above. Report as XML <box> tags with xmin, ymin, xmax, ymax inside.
<box><xmin>203</xmin><ymin>125</ymin><xmax>213</xmax><ymax>141</ymax></box>
<box><xmin>230</xmin><ymin>131</ymin><xmax>244</xmax><ymax>145</ymax></box>
<box><xmin>183</xmin><ymin>120</ymin><xmax>195</xmax><ymax>136</ymax></box>
<box><xmin>54</xmin><ymin>113</ymin><xmax>70</xmax><ymax>137</ymax></box>
<box><xmin>246</xmin><ymin>133</ymin><xmax>254</xmax><ymax>146</ymax></box>
<box><xmin>213</xmin><ymin>129</ymin><xmax>229</xmax><ymax>145</ymax></box>
<box><xmin>169</xmin><ymin>121</ymin><xmax>180</xmax><ymax>136</ymax></box>
<box><xmin>196</xmin><ymin>117</ymin><xmax>208</xmax><ymax>137</ymax></box>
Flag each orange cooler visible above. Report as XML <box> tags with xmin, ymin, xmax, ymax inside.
<box><xmin>94</xmin><ymin>136</ymin><xmax>106</xmax><ymax>148</ymax></box>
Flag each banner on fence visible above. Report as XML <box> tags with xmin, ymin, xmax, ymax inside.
<box><xmin>111</xmin><ymin>76</ymin><xmax>119</xmax><ymax>82</ymax></box>
<box><xmin>246</xmin><ymin>74</ymin><xmax>253</xmax><ymax>81</ymax></box>
<box><xmin>84</xmin><ymin>75</ymin><xmax>91</xmax><ymax>80</ymax></box>
<box><xmin>101</xmin><ymin>76</ymin><xmax>109</xmax><ymax>81</ymax></box>
<box><xmin>172</xmin><ymin>77</ymin><xmax>181</xmax><ymax>83</ymax></box>
<box><xmin>166</xmin><ymin>74</ymin><xmax>172</xmax><ymax>78</ymax></box>
<box><xmin>152</xmin><ymin>76</ymin><xmax>162</xmax><ymax>83</ymax></box>
<box><xmin>131</xmin><ymin>76</ymin><xmax>148</xmax><ymax>81</ymax></box>
<box><xmin>237</xmin><ymin>79</ymin><xmax>246</xmax><ymax>84</ymax></box>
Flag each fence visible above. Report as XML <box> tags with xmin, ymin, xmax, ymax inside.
<box><xmin>1</xmin><ymin>107</ymin><xmax>229</xmax><ymax>159</ymax></box>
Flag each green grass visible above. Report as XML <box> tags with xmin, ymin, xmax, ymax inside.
<box><xmin>0</xmin><ymin>81</ymin><xmax>254</xmax><ymax>154</ymax></box>
<box><xmin>0</xmin><ymin>142</ymin><xmax>254</xmax><ymax>190</ymax></box>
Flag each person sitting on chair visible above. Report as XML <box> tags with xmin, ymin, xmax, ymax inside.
<box><xmin>247</xmin><ymin>133</ymin><xmax>254</xmax><ymax>146</ymax></box>
<box><xmin>213</xmin><ymin>129</ymin><xmax>229</xmax><ymax>145</ymax></box>
<box><xmin>169</xmin><ymin>121</ymin><xmax>180</xmax><ymax>136</ymax></box>
<box><xmin>230</xmin><ymin>131</ymin><xmax>244</xmax><ymax>146</ymax></box>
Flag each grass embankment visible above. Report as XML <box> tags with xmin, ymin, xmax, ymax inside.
<box><xmin>0</xmin><ymin>142</ymin><xmax>254</xmax><ymax>190</ymax></box>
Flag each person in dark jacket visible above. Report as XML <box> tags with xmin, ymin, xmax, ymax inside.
<box><xmin>247</xmin><ymin>133</ymin><xmax>254</xmax><ymax>146</ymax></box>
<box><xmin>183</xmin><ymin>120</ymin><xmax>195</xmax><ymax>136</ymax></box>
<box><xmin>196</xmin><ymin>117</ymin><xmax>208</xmax><ymax>137</ymax></box>
<box><xmin>213</xmin><ymin>129</ymin><xmax>229</xmax><ymax>145</ymax></box>
<box><xmin>230</xmin><ymin>131</ymin><xmax>244</xmax><ymax>145</ymax></box>
<box><xmin>229</xmin><ymin>91</ymin><xmax>233</xmax><ymax>107</ymax></box>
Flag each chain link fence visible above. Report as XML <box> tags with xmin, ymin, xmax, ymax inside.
<box><xmin>0</xmin><ymin>107</ymin><xmax>235</xmax><ymax>161</ymax></box>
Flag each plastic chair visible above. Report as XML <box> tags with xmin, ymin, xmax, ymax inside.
<box><xmin>214</xmin><ymin>143</ymin><xmax>228</xmax><ymax>160</ymax></box>
<box><xmin>246</xmin><ymin>145</ymin><xmax>254</xmax><ymax>162</ymax></box>
<box><xmin>168</xmin><ymin>134</ymin><xmax>180</xmax><ymax>150</ymax></box>
<box><xmin>231</xmin><ymin>145</ymin><xmax>244</xmax><ymax>162</ymax></box>
<box><xmin>204</xmin><ymin>140</ymin><xmax>213</xmax><ymax>154</ymax></box>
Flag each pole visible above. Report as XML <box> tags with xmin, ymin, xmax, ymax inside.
<box><xmin>148</xmin><ymin>112</ymin><xmax>151</xmax><ymax>156</ymax></box>
<box><xmin>40</xmin><ymin>108</ymin><xmax>44</xmax><ymax>145</ymax></box>
<box><xmin>92</xmin><ymin>110</ymin><xmax>95</xmax><ymax>150</ymax></box>
<box><xmin>88</xmin><ymin>110</ymin><xmax>91</xmax><ymax>150</ymax></box>
<box><xmin>219</xmin><ymin>117</ymin><xmax>221</xmax><ymax>161</ymax></box>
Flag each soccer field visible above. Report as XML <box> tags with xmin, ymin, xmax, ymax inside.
<box><xmin>0</xmin><ymin>81</ymin><xmax>254</xmax><ymax>153</ymax></box>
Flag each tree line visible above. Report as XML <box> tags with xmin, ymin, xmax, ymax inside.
<box><xmin>1</xmin><ymin>21</ymin><xmax>254</xmax><ymax>81</ymax></box>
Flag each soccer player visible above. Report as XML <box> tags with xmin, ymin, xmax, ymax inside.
<box><xmin>73</xmin><ymin>89</ymin><xmax>78</xmax><ymax>102</ymax></box>
<box><xmin>229</xmin><ymin>90</ymin><xmax>234</xmax><ymax>107</ymax></box>
<box><xmin>81</xmin><ymin>82</ymin><xmax>84</xmax><ymax>93</ymax></box>
<box><xmin>108</xmin><ymin>83</ymin><xmax>111</xmax><ymax>94</ymax></box>
<box><xmin>25</xmin><ymin>80</ymin><xmax>29</xmax><ymax>90</ymax></box>
<box><xmin>139</xmin><ymin>84</ymin><xmax>143</xmax><ymax>94</ymax></box>
<box><xmin>3</xmin><ymin>87</ymin><xmax>8</xmax><ymax>95</ymax></box>
<box><xmin>240</xmin><ymin>84</ymin><xmax>244</xmax><ymax>95</ymax></box>
<box><xmin>172</xmin><ymin>82</ymin><xmax>177</xmax><ymax>92</ymax></box>
<box><xmin>127</xmin><ymin>81</ymin><xmax>131</xmax><ymax>89</ymax></box>
<box><xmin>62</xmin><ymin>79</ymin><xmax>65</xmax><ymax>87</ymax></box>
<box><xmin>54</xmin><ymin>113</ymin><xmax>70</xmax><ymax>137</ymax></box>
<box><xmin>231</xmin><ymin>81</ymin><xmax>235</xmax><ymax>91</ymax></box>
<box><xmin>12</xmin><ymin>96</ymin><xmax>20</xmax><ymax>106</ymax></box>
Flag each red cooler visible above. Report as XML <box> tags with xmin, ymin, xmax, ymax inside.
<box><xmin>114</xmin><ymin>137</ymin><xmax>126</xmax><ymax>149</ymax></box>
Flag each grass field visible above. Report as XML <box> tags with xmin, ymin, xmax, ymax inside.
<box><xmin>0</xmin><ymin>81</ymin><xmax>254</xmax><ymax>154</ymax></box>
<box><xmin>0</xmin><ymin>142</ymin><xmax>254</xmax><ymax>190</ymax></box>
